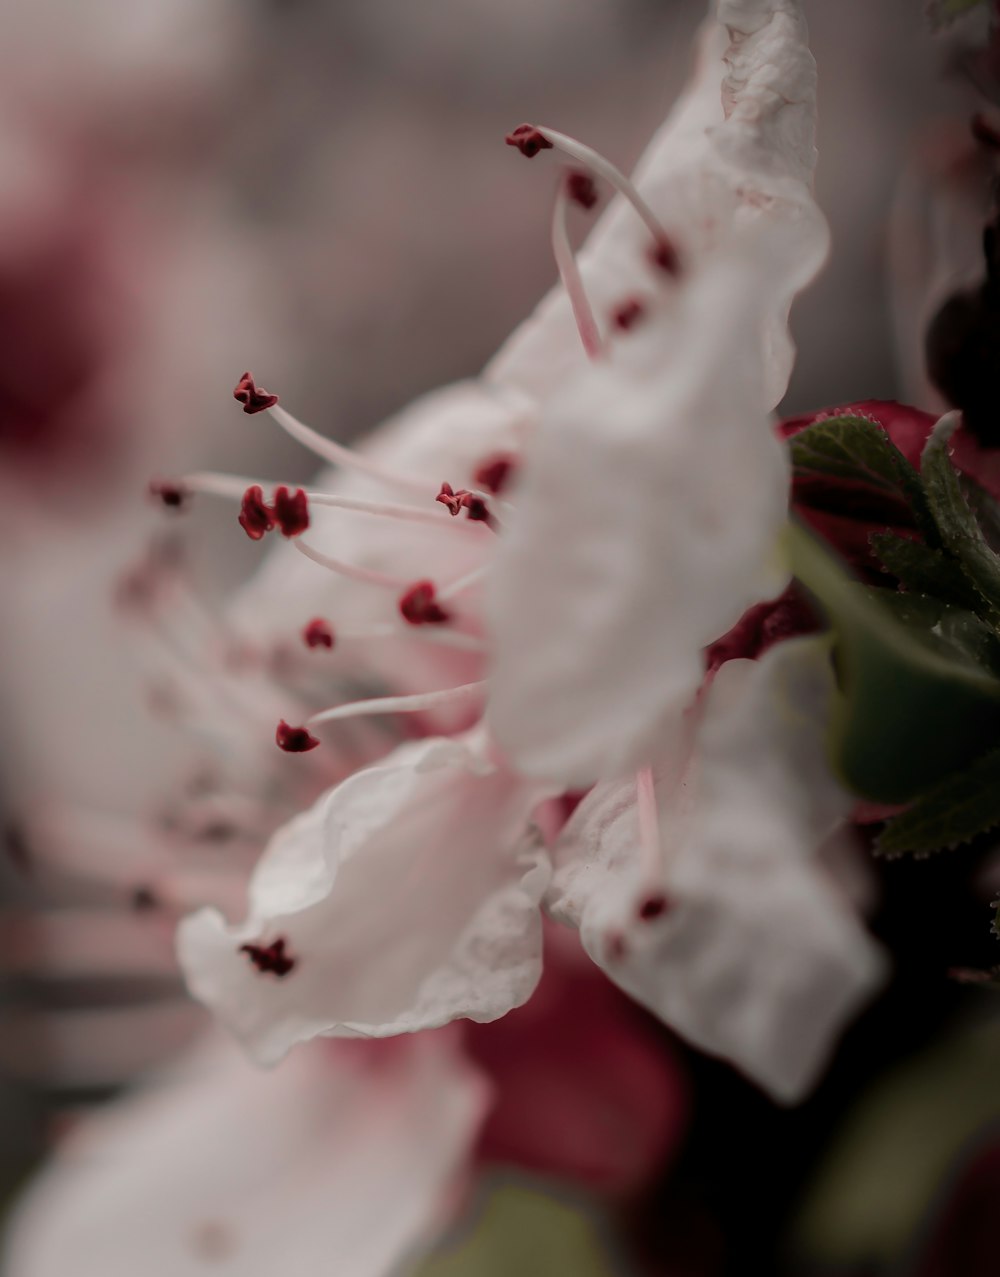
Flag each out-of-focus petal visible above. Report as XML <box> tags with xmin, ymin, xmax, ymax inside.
<box><xmin>178</xmin><ymin>735</ymin><xmax>551</xmax><ymax>1064</ymax></box>
<box><xmin>548</xmin><ymin>638</ymin><xmax>887</xmax><ymax>1102</ymax></box>
<box><xmin>3</xmin><ymin>1030</ymin><xmax>489</xmax><ymax>1277</ymax></box>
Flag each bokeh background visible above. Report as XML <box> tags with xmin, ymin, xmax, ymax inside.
<box><xmin>0</xmin><ymin>2</ymin><xmax>997</xmax><ymax>1274</ymax></box>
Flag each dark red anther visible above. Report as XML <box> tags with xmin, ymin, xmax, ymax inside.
<box><xmin>302</xmin><ymin>618</ymin><xmax>334</xmax><ymax>650</ymax></box>
<box><xmin>276</xmin><ymin>719</ymin><xmax>320</xmax><ymax>753</ymax></box>
<box><xmin>566</xmin><ymin>170</ymin><xmax>598</xmax><ymax>210</ymax></box>
<box><xmin>505</xmin><ymin>124</ymin><xmax>553</xmax><ymax>159</ymax></box>
<box><xmin>131</xmin><ymin>886</ymin><xmax>160</xmax><ymax>912</ymax></box>
<box><xmin>436</xmin><ymin>482</ymin><xmax>467</xmax><ymax>516</ymax></box>
<box><xmin>638</xmin><ymin>892</ymin><xmax>672</xmax><ymax>922</ymax></box>
<box><xmin>611</xmin><ymin>298</ymin><xmax>646</xmax><ymax>332</ymax></box>
<box><xmin>240</xmin><ymin>937</ymin><xmax>296</xmax><ymax>977</ymax></box>
<box><xmin>399</xmin><ymin>580</ymin><xmax>452</xmax><ymax>626</ymax></box>
<box><xmin>233</xmin><ymin>371</ymin><xmax>278</xmax><ymax>415</ymax></box>
<box><xmin>272</xmin><ymin>486</ymin><xmax>310</xmax><ymax>537</ymax></box>
<box><xmin>473</xmin><ymin>453</ymin><xmax>516</xmax><ymax>495</ymax></box>
<box><xmin>149</xmin><ymin>479</ymin><xmax>189</xmax><ymax>509</ymax></box>
<box><xmin>238</xmin><ymin>484</ymin><xmax>275</xmax><ymax>541</ymax></box>
<box><xmin>650</xmin><ymin>237</ymin><xmax>681</xmax><ymax>277</ymax></box>
<box><xmin>461</xmin><ymin>492</ymin><xmax>492</xmax><ymax>523</ymax></box>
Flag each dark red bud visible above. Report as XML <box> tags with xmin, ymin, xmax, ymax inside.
<box><xmin>650</xmin><ymin>237</ymin><xmax>681</xmax><ymax>277</ymax></box>
<box><xmin>612</xmin><ymin>298</ymin><xmax>646</xmax><ymax>331</ymax></box>
<box><xmin>638</xmin><ymin>892</ymin><xmax>672</xmax><ymax>921</ymax></box>
<box><xmin>149</xmin><ymin>479</ymin><xmax>189</xmax><ymax>509</ymax></box>
<box><xmin>472</xmin><ymin>454</ymin><xmax>516</xmax><ymax>495</ymax></box>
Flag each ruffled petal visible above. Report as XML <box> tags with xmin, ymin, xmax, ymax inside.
<box><xmin>548</xmin><ymin>638</ymin><xmax>887</xmax><ymax>1102</ymax></box>
<box><xmin>3</xmin><ymin>1031</ymin><xmax>489</xmax><ymax>1277</ymax></box>
<box><xmin>178</xmin><ymin>735</ymin><xmax>551</xmax><ymax>1064</ymax></box>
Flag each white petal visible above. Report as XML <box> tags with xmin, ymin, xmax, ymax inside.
<box><xmin>548</xmin><ymin>639</ymin><xmax>887</xmax><ymax>1102</ymax></box>
<box><xmin>178</xmin><ymin>736</ymin><xmax>551</xmax><ymax>1064</ymax></box>
<box><xmin>486</xmin><ymin>245</ymin><xmax>792</xmax><ymax>786</ymax></box>
<box><xmin>3</xmin><ymin>1030</ymin><xmax>489</xmax><ymax>1277</ymax></box>
<box><xmin>486</xmin><ymin>0</ymin><xmax>829</xmax><ymax>786</ymax></box>
<box><xmin>487</xmin><ymin>1</ymin><xmax>828</xmax><ymax>409</ymax></box>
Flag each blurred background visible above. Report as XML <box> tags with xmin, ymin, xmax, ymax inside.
<box><xmin>0</xmin><ymin>1</ymin><xmax>998</xmax><ymax>1274</ymax></box>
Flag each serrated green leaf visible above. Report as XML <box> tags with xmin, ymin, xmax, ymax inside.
<box><xmin>789</xmin><ymin>523</ymin><xmax>1000</xmax><ymax>803</ymax></box>
<box><xmin>959</xmin><ymin>472</ymin><xmax>1000</xmax><ymax>552</ymax></box>
<box><xmin>921</xmin><ymin>415</ymin><xmax>1000</xmax><ymax>621</ymax></box>
<box><xmin>876</xmin><ymin>746</ymin><xmax>1000</xmax><ymax>856</ymax></box>
<box><xmin>926</xmin><ymin>0</ymin><xmax>988</xmax><ymax>32</ymax></box>
<box><xmin>789</xmin><ymin>415</ymin><xmax>938</xmax><ymax>544</ymax></box>
<box><xmin>869</xmin><ymin>532</ymin><xmax>981</xmax><ymax>609</ymax></box>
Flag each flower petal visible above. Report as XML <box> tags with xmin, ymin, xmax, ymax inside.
<box><xmin>178</xmin><ymin>736</ymin><xmax>551</xmax><ymax>1064</ymax></box>
<box><xmin>548</xmin><ymin>638</ymin><xmax>887</xmax><ymax>1102</ymax></box>
<box><xmin>486</xmin><ymin>246</ymin><xmax>792</xmax><ymax>785</ymax></box>
<box><xmin>3</xmin><ymin>1030</ymin><xmax>489</xmax><ymax>1277</ymax></box>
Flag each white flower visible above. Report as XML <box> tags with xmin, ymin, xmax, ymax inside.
<box><xmin>3</xmin><ymin>1030</ymin><xmax>489</xmax><ymax>1277</ymax></box>
<box><xmin>547</xmin><ymin>638</ymin><xmax>887</xmax><ymax>1102</ymax></box>
<box><xmin>177</xmin><ymin>734</ymin><xmax>552</xmax><ymax>1064</ymax></box>
<box><xmin>486</xmin><ymin>0</ymin><xmax>830</xmax><ymax>786</ymax></box>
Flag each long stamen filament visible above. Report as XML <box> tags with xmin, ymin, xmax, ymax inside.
<box><xmin>537</xmin><ymin>126</ymin><xmax>671</xmax><ymax>249</ymax></box>
<box><xmin>552</xmin><ymin>180</ymin><xmax>604</xmax><ymax>361</ymax></box>
<box><xmin>307</xmin><ymin>681</ymin><xmax>485</xmax><ymax>727</ymax></box>
<box><xmin>268</xmin><ymin>405</ymin><xmax>427</xmax><ymax>496</ymax></box>
<box><xmin>294</xmin><ymin>540</ymin><xmax>410</xmax><ymax>589</ymax></box>
<box><xmin>636</xmin><ymin>766</ymin><xmax>663</xmax><ymax>883</ymax></box>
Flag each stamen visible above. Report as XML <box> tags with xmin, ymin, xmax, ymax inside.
<box><xmin>302</xmin><ymin>619</ymin><xmax>335</xmax><ymax>650</ymax></box>
<box><xmin>436</xmin><ymin>482</ymin><xmax>467</xmax><ymax>516</ymax></box>
<box><xmin>239</xmin><ymin>937</ymin><xmax>296</xmax><ymax>977</ymax></box>
<box><xmin>233</xmin><ymin>372</ymin><xmax>278</xmax><ymax>415</ymax></box>
<box><xmin>436</xmin><ymin>565</ymin><xmax>488</xmax><ymax>602</ymax></box>
<box><xmin>565</xmin><ymin>170</ymin><xmax>598</xmax><ymax>211</ymax></box>
<box><xmin>511</xmin><ymin>123</ymin><xmax>681</xmax><ymax>275</ymax></box>
<box><xmin>399</xmin><ymin>580</ymin><xmax>451</xmax><ymax>626</ymax></box>
<box><xmin>275</xmin><ymin>720</ymin><xmax>321</xmax><ymax>753</ymax></box>
<box><xmin>148</xmin><ymin>480</ymin><xmax>189</xmax><ymax>510</ymax></box>
<box><xmin>294</xmin><ymin>539</ymin><xmax>411</xmax><ymax>589</ymax></box>
<box><xmin>272</xmin><ymin>486</ymin><xmax>309</xmax><ymax>538</ymax></box>
<box><xmin>552</xmin><ymin>180</ymin><xmax>603</xmax><ymax>361</ymax></box>
<box><xmin>266</xmin><ymin>403</ymin><xmax>428</xmax><ymax>496</ymax></box>
<box><xmin>473</xmin><ymin>454</ymin><xmax>517</xmax><ymax>496</ymax></box>
<box><xmin>611</xmin><ymin>298</ymin><xmax>646</xmax><ymax>332</ymax></box>
<box><xmin>635</xmin><ymin>766</ymin><xmax>663</xmax><ymax>886</ymax></box>
<box><xmin>306</xmin><ymin>681</ymin><xmax>486</xmax><ymax>728</ymax></box>
<box><xmin>238</xmin><ymin>485</ymin><xmax>275</xmax><ymax>541</ymax></box>
<box><xmin>637</xmin><ymin>891</ymin><xmax>672</xmax><ymax>921</ymax></box>
<box><xmin>504</xmin><ymin>124</ymin><xmax>553</xmax><ymax>158</ymax></box>
<box><xmin>180</xmin><ymin>474</ymin><xmax>487</xmax><ymax>536</ymax></box>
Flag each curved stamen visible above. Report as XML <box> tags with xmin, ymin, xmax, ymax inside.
<box><xmin>552</xmin><ymin>177</ymin><xmax>604</xmax><ymax>361</ymax></box>
<box><xmin>306</xmin><ymin>681</ymin><xmax>485</xmax><ymax>727</ymax></box>
<box><xmin>267</xmin><ymin>405</ymin><xmax>428</xmax><ymax>496</ymax></box>
<box><xmin>294</xmin><ymin>539</ymin><xmax>411</xmax><ymax>590</ymax></box>
<box><xmin>510</xmin><ymin>123</ymin><xmax>680</xmax><ymax>273</ymax></box>
<box><xmin>636</xmin><ymin>766</ymin><xmax>663</xmax><ymax>884</ymax></box>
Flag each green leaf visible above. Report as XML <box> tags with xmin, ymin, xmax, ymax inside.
<box><xmin>789</xmin><ymin>414</ymin><xmax>938</xmax><ymax>544</ymax></box>
<box><xmin>876</xmin><ymin>746</ymin><xmax>1000</xmax><ymax>856</ymax></box>
<box><xmin>926</xmin><ymin>0</ymin><xmax>989</xmax><ymax>31</ymax></box>
<box><xmin>416</xmin><ymin>1180</ymin><xmax>626</xmax><ymax>1277</ymax></box>
<box><xmin>959</xmin><ymin>472</ymin><xmax>1000</xmax><ymax>553</ymax></box>
<box><xmin>920</xmin><ymin>414</ymin><xmax>1000</xmax><ymax>621</ymax></box>
<box><xmin>789</xmin><ymin>523</ymin><xmax>1000</xmax><ymax>803</ymax></box>
<box><xmin>869</xmin><ymin>533</ymin><xmax>981</xmax><ymax>609</ymax></box>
